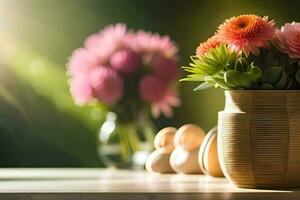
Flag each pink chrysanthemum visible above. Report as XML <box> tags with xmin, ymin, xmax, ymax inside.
<box><xmin>151</xmin><ymin>89</ymin><xmax>181</xmax><ymax>118</ymax></box>
<box><xmin>151</xmin><ymin>55</ymin><xmax>178</xmax><ymax>82</ymax></box>
<box><xmin>196</xmin><ymin>36</ymin><xmax>221</xmax><ymax>56</ymax></box>
<box><xmin>275</xmin><ymin>22</ymin><xmax>300</xmax><ymax>60</ymax></box>
<box><xmin>110</xmin><ymin>49</ymin><xmax>141</xmax><ymax>74</ymax></box>
<box><xmin>139</xmin><ymin>75</ymin><xmax>180</xmax><ymax>117</ymax></box>
<box><xmin>139</xmin><ymin>75</ymin><xmax>167</xmax><ymax>103</ymax></box>
<box><xmin>217</xmin><ymin>14</ymin><xmax>276</xmax><ymax>56</ymax></box>
<box><xmin>68</xmin><ymin>48</ymin><xmax>98</xmax><ymax>76</ymax></box>
<box><xmin>70</xmin><ymin>75</ymin><xmax>93</xmax><ymax>105</ymax></box>
<box><xmin>133</xmin><ymin>30</ymin><xmax>178</xmax><ymax>58</ymax></box>
<box><xmin>90</xmin><ymin>67</ymin><xmax>123</xmax><ymax>105</ymax></box>
<box><xmin>67</xmin><ymin>23</ymin><xmax>180</xmax><ymax>117</ymax></box>
<box><xmin>84</xmin><ymin>23</ymin><xmax>132</xmax><ymax>64</ymax></box>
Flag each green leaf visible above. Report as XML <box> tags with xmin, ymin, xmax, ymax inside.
<box><xmin>275</xmin><ymin>70</ymin><xmax>288</xmax><ymax>89</ymax></box>
<box><xmin>224</xmin><ymin>71</ymin><xmax>239</xmax><ymax>87</ymax></box>
<box><xmin>262</xmin><ymin>67</ymin><xmax>283</xmax><ymax>86</ymax></box>
<box><xmin>225</xmin><ymin>70</ymin><xmax>252</xmax><ymax>89</ymax></box>
<box><xmin>246</xmin><ymin>64</ymin><xmax>262</xmax><ymax>82</ymax></box>
<box><xmin>264</xmin><ymin>49</ymin><xmax>275</xmax><ymax>67</ymax></box>
<box><xmin>235</xmin><ymin>58</ymin><xmax>248</xmax><ymax>72</ymax></box>
<box><xmin>261</xmin><ymin>67</ymin><xmax>288</xmax><ymax>89</ymax></box>
<box><xmin>212</xmin><ymin>76</ymin><xmax>232</xmax><ymax>90</ymax></box>
<box><xmin>194</xmin><ymin>82</ymin><xmax>213</xmax><ymax>91</ymax></box>
<box><xmin>181</xmin><ymin>44</ymin><xmax>238</xmax><ymax>83</ymax></box>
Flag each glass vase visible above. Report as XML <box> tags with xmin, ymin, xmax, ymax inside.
<box><xmin>97</xmin><ymin>111</ymin><xmax>155</xmax><ymax>169</ymax></box>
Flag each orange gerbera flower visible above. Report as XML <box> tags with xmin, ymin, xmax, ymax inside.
<box><xmin>217</xmin><ymin>14</ymin><xmax>276</xmax><ymax>56</ymax></box>
<box><xmin>196</xmin><ymin>35</ymin><xmax>221</xmax><ymax>56</ymax></box>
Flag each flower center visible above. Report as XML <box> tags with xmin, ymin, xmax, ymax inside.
<box><xmin>238</xmin><ymin>21</ymin><xmax>248</xmax><ymax>29</ymax></box>
<box><xmin>233</xmin><ymin>15</ymin><xmax>263</xmax><ymax>39</ymax></box>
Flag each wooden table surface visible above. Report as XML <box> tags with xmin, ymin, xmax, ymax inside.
<box><xmin>0</xmin><ymin>168</ymin><xmax>299</xmax><ymax>200</ymax></box>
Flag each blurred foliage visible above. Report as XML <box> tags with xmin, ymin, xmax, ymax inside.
<box><xmin>0</xmin><ymin>0</ymin><xmax>299</xmax><ymax>166</ymax></box>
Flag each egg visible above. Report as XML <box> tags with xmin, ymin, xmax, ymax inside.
<box><xmin>145</xmin><ymin>149</ymin><xmax>175</xmax><ymax>173</ymax></box>
<box><xmin>198</xmin><ymin>127</ymin><xmax>224</xmax><ymax>177</ymax></box>
<box><xmin>170</xmin><ymin>124</ymin><xmax>205</xmax><ymax>174</ymax></box>
<box><xmin>154</xmin><ymin>127</ymin><xmax>177</xmax><ymax>154</ymax></box>
<box><xmin>170</xmin><ymin>147</ymin><xmax>202</xmax><ymax>174</ymax></box>
<box><xmin>174</xmin><ymin>124</ymin><xmax>205</xmax><ymax>151</ymax></box>
<box><xmin>146</xmin><ymin>127</ymin><xmax>177</xmax><ymax>173</ymax></box>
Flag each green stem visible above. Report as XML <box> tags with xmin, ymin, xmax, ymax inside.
<box><xmin>119</xmin><ymin>126</ymin><xmax>129</xmax><ymax>161</ymax></box>
<box><xmin>128</xmin><ymin>126</ymin><xmax>140</xmax><ymax>152</ymax></box>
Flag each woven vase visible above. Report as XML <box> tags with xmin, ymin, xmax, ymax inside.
<box><xmin>218</xmin><ymin>90</ymin><xmax>300</xmax><ymax>188</ymax></box>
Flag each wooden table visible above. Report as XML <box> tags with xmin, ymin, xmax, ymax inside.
<box><xmin>0</xmin><ymin>168</ymin><xmax>299</xmax><ymax>200</ymax></box>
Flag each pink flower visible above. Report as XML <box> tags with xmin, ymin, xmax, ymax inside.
<box><xmin>196</xmin><ymin>35</ymin><xmax>221</xmax><ymax>56</ymax></box>
<box><xmin>275</xmin><ymin>22</ymin><xmax>300</xmax><ymax>60</ymax></box>
<box><xmin>139</xmin><ymin>75</ymin><xmax>180</xmax><ymax>117</ymax></box>
<box><xmin>151</xmin><ymin>89</ymin><xmax>181</xmax><ymax>118</ymax></box>
<box><xmin>85</xmin><ymin>23</ymin><xmax>131</xmax><ymax>64</ymax></box>
<box><xmin>67</xmin><ymin>23</ymin><xmax>180</xmax><ymax>115</ymax></box>
<box><xmin>133</xmin><ymin>31</ymin><xmax>178</xmax><ymax>58</ymax></box>
<box><xmin>151</xmin><ymin>55</ymin><xmax>178</xmax><ymax>82</ymax></box>
<box><xmin>90</xmin><ymin>67</ymin><xmax>123</xmax><ymax>105</ymax></box>
<box><xmin>139</xmin><ymin>75</ymin><xmax>167</xmax><ymax>102</ymax></box>
<box><xmin>68</xmin><ymin>48</ymin><xmax>98</xmax><ymax>76</ymax></box>
<box><xmin>217</xmin><ymin>14</ymin><xmax>276</xmax><ymax>56</ymax></box>
<box><xmin>110</xmin><ymin>49</ymin><xmax>141</xmax><ymax>74</ymax></box>
<box><xmin>70</xmin><ymin>75</ymin><xmax>93</xmax><ymax>105</ymax></box>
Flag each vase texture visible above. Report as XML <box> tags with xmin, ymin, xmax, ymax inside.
<box><xmin>218</xmin><ymin>90</ymin><xmax>300</xmax><ymax>188</ymax></box>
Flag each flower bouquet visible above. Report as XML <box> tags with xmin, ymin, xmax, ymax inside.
<box><xmin>182</xmin><ymin>15</ymin><xmax>300</xmax><ymax>90</ymax></box>
<box><xmin>67</xmin><ymin>24</ymin><xmax>180</xmax><ymax>168</ymax></box>
<box><xmin>182</xmin><ymin>15</ymin><xmax>300</xmax><ymax>188</ymax></box>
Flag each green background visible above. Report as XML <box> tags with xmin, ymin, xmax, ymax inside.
<box><xmin>0</xmin><ymin>0</ymin><xmax>299</xmax><ymax>167</ymax></box>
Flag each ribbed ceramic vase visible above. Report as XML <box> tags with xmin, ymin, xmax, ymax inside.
<box><xmin>218</xmin><ymin>90</ymin><xmax>300</xmax><ymax>188</ymax></box>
